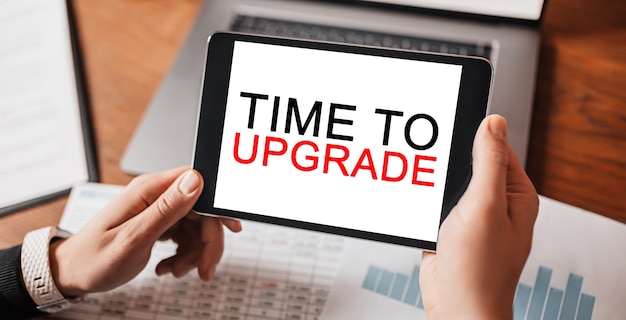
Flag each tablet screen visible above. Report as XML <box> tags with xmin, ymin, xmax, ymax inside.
<box><xmin>212</xmin><ymin>41</ymin><xmax>462</xmax><ymax>243</ymax></box>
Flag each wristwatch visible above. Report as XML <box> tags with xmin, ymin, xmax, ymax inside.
<box><xmin>20</xmin><ymin>226</ymin><xmax>82</xmax><ymax>313</ymax></box>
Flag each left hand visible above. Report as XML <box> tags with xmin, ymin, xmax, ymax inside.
<box><xmin>49</xmin><ymin>167</ymin><xmax>242</xmax><ymax>297</ymax></box>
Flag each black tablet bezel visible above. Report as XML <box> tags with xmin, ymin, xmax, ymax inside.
<box><xmin>192</xmin><ymin>32</ymin><xmax>491</xmax><ymax>251</ymax></box>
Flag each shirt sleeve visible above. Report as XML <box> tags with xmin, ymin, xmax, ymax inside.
<box><xmin>0</xmin><ymin>245</ymin><xmax>47</xmax><ymax>319</ymax></box>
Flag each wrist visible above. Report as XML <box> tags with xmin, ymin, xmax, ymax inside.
<box><xmin>21</xmin><ymin>226</ymin><xmax>84</xmax><ymax>313</ymax></box>
<box><xmin>49</xmin><ymin>238</ymin><xmax>88</xmax><ymax>297</ymax></box>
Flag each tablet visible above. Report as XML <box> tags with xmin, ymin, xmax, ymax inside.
<box><xmin>192</xmin><ymin>32</ymin><xmax>491</xmax><ymax>251</ymax></box>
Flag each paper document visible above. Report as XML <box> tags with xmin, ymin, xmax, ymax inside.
<box><xmin>320</xmin><ymin>196</ymin><xmax>626</xmax><ymax>320</ymax></box>
<box><xmin>0</xmin><ymin>0</ymin><xmax>91</xmax><ymax>214</ymax></box>
<box><xmin>52</xmin><ymin>183</ymin><xmax>347</xmax><ymax>320</ymax></box>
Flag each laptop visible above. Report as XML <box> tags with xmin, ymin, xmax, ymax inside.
<box><xmin>121</xmin><ymin>0</ymin><xmax>545</xmax><ymax>175</ymax></box>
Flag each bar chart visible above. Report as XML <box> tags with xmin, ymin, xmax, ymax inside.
<box><xmin>514</xmin><ymin>266</ymin><xmax>595</xmax><ymax>320</ymax></box>
<box><xmin>361</xmin><ymin>264</ymin><xmax>595</xmax><ymax>320</ymax></box>
<box><xmin>362</xmin><ymin>264</ymin><xmax>424</xmax><ymax>310</ymax></box>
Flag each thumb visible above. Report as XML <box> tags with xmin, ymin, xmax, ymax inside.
<box><xmin>127</xmin><ymin>169</ymin><xmax>204</xmax><ymax>242</ymax></box>
<box><xmin>464</xmin><ymin>115</ymin><xmax>509</xmax><ymax>204</ymax></box>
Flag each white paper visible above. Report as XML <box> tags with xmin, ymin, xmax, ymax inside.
<box><xmin>320</xmin><ymin>196</ymin><xmax>626</xmax><ymax>320</ymax></box>
<box><xmin>0</xmin><ymin>0</ymin><xmax>88</xmax><ymax>210</ymax></box>
<box><xmin>54</xmin><ymin>183</ymin><xmax>348</xmax><ymax>320</ymax></box>
<box><xmin>516</xmin><ymin>197</ymin><xmax>626</xmax><ymax>320</ymax></box>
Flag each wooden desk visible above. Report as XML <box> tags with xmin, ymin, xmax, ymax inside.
<box><xmin>1</xmin><ymin>0</ymin><xmax>625</xmax><ymax>248</ymax></box>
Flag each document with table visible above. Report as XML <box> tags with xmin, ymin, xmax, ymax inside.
<box><xmin>0</xmin><ymin>0</ymin><xmax>97</xmax><ymax>216</ymax></box>
<box><xmin>51</xmin><ymin>184</ymin><xmax>625</xmax><ymax>319</ymax></box>
<box><xmin>52</xmin><ymin>183</ymin><xmax>347</xmax><ymax>320</ymax></box>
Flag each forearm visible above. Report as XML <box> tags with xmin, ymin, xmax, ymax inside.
<box><xmin>0</xmin><ymin>245</ymin><xmax>46</xmax><ymax>319</ymax></box>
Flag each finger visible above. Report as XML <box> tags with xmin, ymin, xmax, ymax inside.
<box><xmin>169</xmin><ymin>220</ymin><xmax>204</xmax><ymax>278</ymax></box>
<box><xmin>421</xmin><ymin>250</ymin><xmax>435</xmax><ymax>261</ymax></box>
<box><xmin>186</xmin><ymin>214</ymin><xmax>242</xmax><ymax>233</ymax></box>
<box><xmin>155</xmin><ymin>253</ymin><xmax>199</xmax><ymax>278</ymax></box>
<box><xmin>156</xmin><ymin>255</ymin><xmax>176</xmax><ymax>276</ymax></box>
<box><xmin>463</xmin><ymin>115</ymin><xmax>510</xmax><ymax>209</ymax></box>
<box><xmin>96</xmin><ymin>167</ymin><xmax>189</xmax><ymax>230</ymax></box>
<box><xmin>220</xmin><ymin>218</ymin><xmax>243</xmax><ymax>233</ymax></box>
<box><xmin>198</xmin><ymin>218</ymin><xmax>225</xmax><ymax>281</ymax></box>
<box><xmin>125</xmin><ymin>169</ymin><xmax>204</xmax><ymax>243</ymax></box>
<box><xmin>200</xmin><ymin>265</ymin><xmax>218</xmax><ymax>283</ymax></box>
<box><xmin>156</xmin><ymin>220</ymin><xmax>202</xmax><ymax>277</ymax></box>
<box><xmin>420</xmin><ymin>251</ymin><xmax>436</xmax><ymax>281</ymax></box>
<box><xmin>506</xmin><ymin>145</ymin><xmax>537</xmax><ymax>198</ymax></box>
<box><xmin>159</xmin><ymin>220</ymin><xmax>182</xmax><ymax>241</ymax></box>
<box><xmin>170</xmin><ymin>246</ymin><xmax>203</xmax><ymax>278</ymax></box>
<box><xmin>419</xmin><ymin>251</ymin><xmax>436</xmax><ymax>309</ymax></box>
<box><xmin>198</xmin><ymin>251</ymin><xmax>219</xmax><ymax>281</ymax></box>
<box><xmin>506</xmin><ymin>145</ymin><xmax>539</xmax><ymax>230</ymax></box>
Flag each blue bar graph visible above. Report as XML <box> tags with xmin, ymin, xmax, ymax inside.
<box><xmin>576</xmin><ymin>294</ymin><xmax>595</xmax><ymax>320</ymax></box>
<box><xmin>514</xmin><ymin>284</ymin><xmax>532</xmax><ymax>320</ymax></box>
<box><xmin>560</xmin><ymin>273</ymin><xmax>583</xmax><ymax>320</ymax></box>
<box><xmin>362</xmin><ymin>266</ymin><xmax>381</xmax><ymax>291</ymax></box>
<box><xmin>517</xmin><ymin>267</ymin><xmax>594</xmax><ymax>320</ymax></box>
<box><xmin>362</xmin><ymin>264</ymin><xmax>595</xmax><ymax>320</ymax></box>
<box><xmin>362</xmin><ymin>264</ymin><xmax>423</xmax><ymax>309</ymax></box>
<box><xmin>543</xmin><ymin>288</ymin><xmax>564</xmax><ymax>320</ymax></box>
<box><xmin>390</xmin><ymin>273</ymin><xmax>408</xmax><ymax>301</ymax></box>
<box><xmin>528</xmin><ymin>266</ymin><xmax>553</xmax><ymax>319</ymax></box>
<box><xmin>376</xmin><ymin>270</ymin><xmax>394</xmax><ymax>295</ymax></box>
<box><xmin>403</xmin><ymin>265</ymin><xmax>421</xmax><ymax>306</ymax></box>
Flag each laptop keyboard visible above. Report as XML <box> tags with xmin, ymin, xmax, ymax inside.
<box><xmin>230</xmin><ymin>15</ymin><xmax>492</xmax><ymax>59</ymax></box>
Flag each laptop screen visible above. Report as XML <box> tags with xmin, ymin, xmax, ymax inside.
<box><xmin>362</xmin><ymin>0</ymin><xmax>545</xmax><ymax>21</ymax></box>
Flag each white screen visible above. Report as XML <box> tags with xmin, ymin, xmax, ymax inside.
<box><xmin>363</xmin><ymin>0</ymin><xmax>545</xmax><ymax>21</ymax></box>
<box><xmin>214</xmin><ymin>41</ymin><xmax>462</xmax><ymax>242</ymax></box>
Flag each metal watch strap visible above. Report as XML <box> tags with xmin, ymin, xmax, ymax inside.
<box><xmin>20</xmin><ymin>226</ymin><xmax>76</xmax><ymax>313</ymax></box>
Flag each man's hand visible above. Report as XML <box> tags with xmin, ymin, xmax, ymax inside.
<box><xmin>48</xmin><ymin>167</ymin><xmax>241</xmax><ymax>297</ymax></box>
<box><xmin>420</xmin><ymin>115</ymin><xmax>539</xmax><ymax>320</ymax></box>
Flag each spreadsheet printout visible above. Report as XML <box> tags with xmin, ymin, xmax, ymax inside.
<box><xmin>52</xmin><ymin>183</ymin><xmax>347</xmax><ymax>320</ymax></box>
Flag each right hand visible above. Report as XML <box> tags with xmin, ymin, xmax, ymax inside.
<box><xmin>419</xmin><ymin>115</ymin><xmax>539</xmax><ymax>319</ymax></box>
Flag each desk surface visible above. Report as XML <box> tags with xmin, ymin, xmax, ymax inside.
<box><xmin>1</xmin><ymin>0</ymin><xmax>625</xmax><ymax>248</ymax></box>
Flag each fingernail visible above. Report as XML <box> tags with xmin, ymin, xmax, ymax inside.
<box><xmin>207</xmin><ymin>266</ymin><xmax>217</xmax><ymax>281</ymax></box>
<box><xmin>178</xmin><ymin>170</ymin><xmax>200</xmax><ymax>195</ymax></box>
<box><xmin>489</xmin><ymin>116</ymin><xmax>507</xmax><ymax>139</ymax></box>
